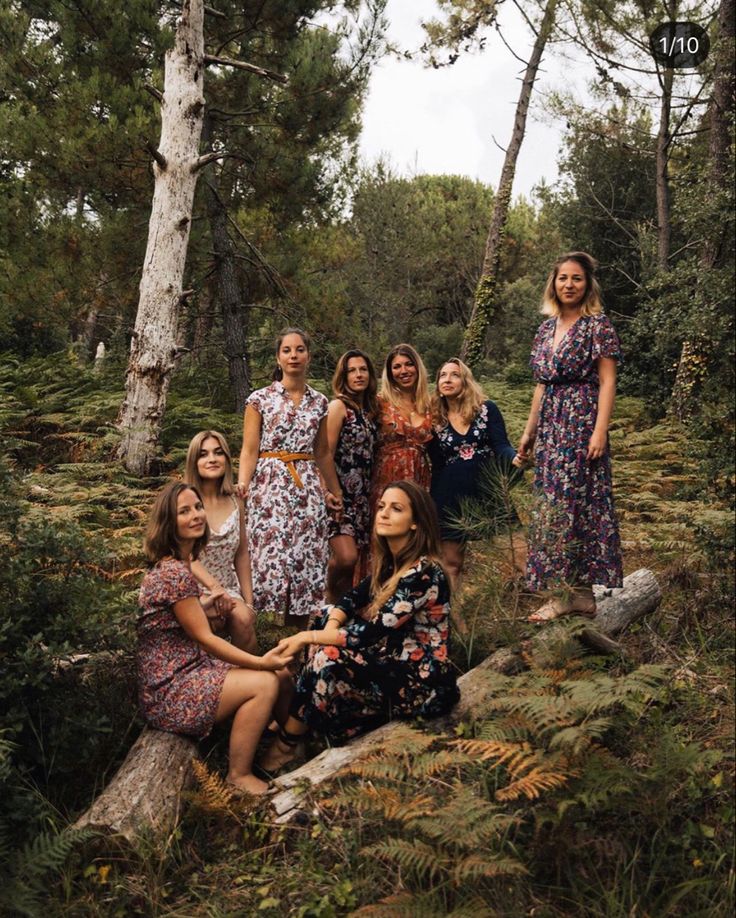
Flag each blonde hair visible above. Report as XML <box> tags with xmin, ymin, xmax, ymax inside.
<box><xmin>541</xmin><ymin>251</ymin><xmax>604</xmax><ymax>317</ymax></box>
<box><xmin>379</xmin><ymin>343</ymin><xmax>431</xmax><ymax>415</ymax></box>
<box><xmin>368</xmin><ymin>480</ymin><xmax>447</xmax><ymax>617</ymax></box>
<box><xmin>431</xmin><ymin>358</ymin><xmax>485</xmax><ymax>428</ymax></box>
<box><xmin>184</xmin><ymin>430</ymin><xmax>234</xmax><ymax>496</ymax></box>
<box><xmin>144</xmin><ymin>482</ymin><xmax>209</xmax><ymax>564</ymax></box>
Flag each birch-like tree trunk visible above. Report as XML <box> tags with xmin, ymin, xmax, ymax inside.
<box><xmin>117</xmin><ymin>0</ymin><xmax>205</xmax><ymax>475</ymax></box>
<box><xmin>460</xmin><ymin>0</ymin><xmax>558</xmax><ymax>367</ymax></box>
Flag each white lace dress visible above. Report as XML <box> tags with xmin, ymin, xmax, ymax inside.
<box><xmin>198</xmin><ymin>497</ymin><xmax>245</xmax><ymax>601</ymax></box>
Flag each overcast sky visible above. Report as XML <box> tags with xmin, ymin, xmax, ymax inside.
<box><xmin>357</xmin><ymin>0</ymin><xmax>594</xmax><ymax>199</ymax></box>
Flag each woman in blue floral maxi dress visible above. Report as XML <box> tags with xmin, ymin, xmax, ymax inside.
<box><xmin>515</xmin><ymin>252</ymin><xmax>623</xmax><ymax>621</ymax></box>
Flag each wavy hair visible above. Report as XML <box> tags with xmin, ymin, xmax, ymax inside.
<box><xmin>368</xmin><ymin>479</ymin><xmax>447</xmax><ymax>617</ymax></box>
<box><xmin>272</xmin><ymin>327</ymin><xmax>311</xmax><ymax>381</ymax></box>
<box><xmin>144</xmin><ymin>481</ymin><xmax>209</xmax><ymax>565</ymax></box>
<box><xmin>379</xmin><ymin>343</ymin><xmax>430</xmax><ymax>415</ymax></box>
<box><xmin>431</xmin><ymin>357</ymin><xmax>485</xmax><ymax>428</ymax></box>
<box><xmin>541</xmin><ymin>251</ymin><xmax>604</xmax><ymax>317</ymax></box>
<box><xmin>184</xmin><ymin>430</ymin><xmax>234</xmax><ymax>496</ymax></box>
<box><xmin>331</xmin><ymin>348</ymin><xmax>378</xmax><ymax>417</ymax></box>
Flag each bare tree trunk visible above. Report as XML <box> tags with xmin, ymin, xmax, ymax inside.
<box><xmin>202</xmin><ymin>113</ymin><xmax>252</xmax><ymax>413</ymax></box>
<box><xmin>117</xmin><ymin>0</ymin><xmax>206</xmax><ymax>476</ymax></box>
<box><xmin>460</xmin><ymin>0</ymin><xmax>558</xmax><ymax>367</ymax></box>
<box><xmin>670</xmin><ymin>0</ymin><xmax>734</xmax><ymax>419</ymax></box>
<box><xmin>655</xmin><ymin>65</ymin><xmax>674</xmax><ymax>271</ymax></box>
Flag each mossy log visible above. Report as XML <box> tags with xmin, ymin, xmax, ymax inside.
<box><xmin>74</xmin><ymin>568</ymin><xmax>659</xmax><ymax>839</ymax></box>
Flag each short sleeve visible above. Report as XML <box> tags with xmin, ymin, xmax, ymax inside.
<box><xmin>163</xmin><ymin>563</ymin><xmax>200</xmax><ymax>604</ymax></box>
<box><xmin>530</xmin><ymin>320</ymin><xmax>551</xmax><ymax>367</ymax></box>
<box><xmin>590</xmin><ymin>315</ymin><xmax>622</xmax><ymax>363</ymax></box>
<box><xmin>246</xmin><ymin>386</ymin><xmax>266</xmax><ymax>413</ymax></box>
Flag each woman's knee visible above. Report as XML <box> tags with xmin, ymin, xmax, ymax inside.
<box><xmin>330</xmin><ymin>539</ymin><xmax>358</xmax><ymax>571</ymax></box>
<box><xmin>230</xmin><ymin>600</ymin><xmax>256</xmax><ymax>630</ymax></box>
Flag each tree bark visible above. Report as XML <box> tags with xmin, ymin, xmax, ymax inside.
<box><xmin>460</xmin><ymin>0</ymin><xmax>558</xmax><ymax>367</ymax></box>
<box><xmin>202</xmin><ymin>113</ymin><xmax>252</xmax><ymax>413</ymax></box>
<box><xmin>670</xmin><ymin>0</ymin><xmax>734</xmax><ymax>419</ymax></box>
<box><xmin>117</xmin><ymin>0</ymin><xmax>206</xmax><ymax>476</ymax></box>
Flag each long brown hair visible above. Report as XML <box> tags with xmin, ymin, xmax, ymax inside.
<box><xmin>184</xmin><ymin>430</ymin><xmax>234</xmax><ymax>496</ymax></box>
<box><xmin>431</xmin><ymin>357</ymin><xmax>485</xmax><ymax>428</ymax></box>
<box><xmin>368</xmin><ymin>480</ymin><xmax>447</xmax><ymax>616</ymax></box>
<box><xmin>541</xmin><ymin>251</ymin><xmax>604</xmax><ymax>317</ymax></box>
<box><xmin>379</xmin><ymin>343</ymin><xmax>431</xmax><ymax>415</ymax></box>
<box><xmin>331</xmin><ymin>348</ymin><xmax>378</xmax><ymax>417</ymax></box>
<box><xmin>272</xmin><ymin>327</ymin><xmax>311</xmax><ymax>381</ymax></box>
<box><xmin>144</xmin><ymin>481</ymin><xmax>209</xmax><ymax>564</ymax></box>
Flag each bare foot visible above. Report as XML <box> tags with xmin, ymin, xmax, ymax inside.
<box><xmin>259</xmin><ymin>737</ymin><xmax>299</xmax><ymax>773</ymax></box>
<box><xmin>227</xmin><ymin>773</ymin><xmax>270</xmax><ymax>796</ymax></box>
<box><xmin>528</xmin><ymin>598</ymin><xmax>572</xmax><ymax>623</ymax></box>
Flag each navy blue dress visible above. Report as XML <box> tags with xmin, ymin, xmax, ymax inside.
<box><xmin>429</xmin><ymin>400</ymin><xmax>518</xmax><ymax>542</ymax></box>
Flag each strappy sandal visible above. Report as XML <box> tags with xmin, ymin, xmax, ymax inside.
<box><xmin>570</xmin><ymin>587</ymin><xmax>596</xmax><ymax>617</ymax></box>
<box><xmin>258</xmin><ymin>726</ymin><xmax>304</xmax><ymax>775</ymax></box>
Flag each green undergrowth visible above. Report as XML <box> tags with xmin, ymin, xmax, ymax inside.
<box><xmin>1</xmin><ymin>354</ymin><xmax>733</xmax><ymax>916</ymax></box>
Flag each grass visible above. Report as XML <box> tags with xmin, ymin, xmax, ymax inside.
<box><xmin>1</xmin><ymin>359</ymin><xmax>733</xmax><ymax>916</ymax></box>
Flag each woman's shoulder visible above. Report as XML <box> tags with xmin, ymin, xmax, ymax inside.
<box><xmin>246</xmin><ymin>382</ymin><xmax>277</xmax><ymax>410</ymax></box>
<box><xmin>141</xmin><ymin>558</ymin><xmax>196</xmax><ymax>597</ymax></box>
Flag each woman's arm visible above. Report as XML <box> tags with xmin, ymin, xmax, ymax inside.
<box><xmin>190</xmin><ymin>558</ymin><xmax>220</xmax><ymax>593</ymax></box>
<box><xmin>173</xmin><ymin>597</ymin><xmax>290</xmax><ymax>670</ymax></box>
<box><xmin>587</xmin><ymin>357</ymin><xmax>616</xmax><ymax>460</ymax></box>
<box><xmin>485</xmin><ymin>401</ymin><xmax>518</xmax><ymax>466</ymax></box>
<box><xmin>314</xmin><ymin>416</ymin><xmax>343</xmax><ymax>510</ymax></box>
<box><xmin>233</xmin><ymin>500</ymin><xmax>254</xmax><ymax>607</ymax></box>
<box><xmin>326</xmin><ymin>398</ymin><xmax>347</xmax><ymax>457</ymax></box>
<box><xmin>236</xmin><ymin>405</ymin><xmax>262</xmax><ymax>498</ymax></box>
<box><xmin>514</xmin><ymin>383</ymin><xmax>545</xmax><ymax>466</ymax></box>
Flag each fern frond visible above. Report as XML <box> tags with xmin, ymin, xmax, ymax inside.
<box><xmin>353</xmin><ymin>890</ymin><xmax>447</xmax><ymax>917</ymax></box>
<box><xmin>495</xmin><ymin>765</ymin><xmax>572</xmax><ymax>801</ymax></box>
<box><xmin>451</xmin><ymin>739</ymin><xmax>540</xmax><ymax>779</ymax></box>
<box><xmin>190</xmin><ymin>759</ymin><xmax>235</xmax><ymax>813</ymax></box>
<box><xmin>362</xmin><ymin>837</ymin><xmax>449</xmax><ymax>882</ymax></box>
<box><xmin>411</xmin><ymin>748</ymin><xmax>470</xmax><ymax>777</ymax></box>
<box><xmin>355</xmin><ymin>785</ymin><xmax>435</xmax><ymax>822</ymax></box>
<box><xmin>548</xmin><ymin>719</ymin><xmax>613</xmax><ymax>755</ymax></box>
<box><xmin>409</xmin><ymin>785</ymin><xmax>520</xmax><ymax>848</ymax></box>
<box><xmin>339</xmin><ymin>756</ymin><xmax>407</xmax><ymax>781</ymax></box>
<box><xmin>452</xmin><ymin>853</ymin><xmax>528</xmax><ymax>883</ymax></box>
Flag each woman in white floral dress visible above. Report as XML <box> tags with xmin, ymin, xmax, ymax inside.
<box><xmin>184</xmin><ymin>430</ymin><xmax>257</xmax><ymax>652</ymax></box>
<box><xmin>236</xmin><ymin>329</ymin><xmax>344</xmax><ymax>624</ymax></box>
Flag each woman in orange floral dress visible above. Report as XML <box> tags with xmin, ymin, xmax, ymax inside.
<box><xmin>370</xmin><ymin>343</ymin><xmax>433</xmax><ymax>514</ymax></box>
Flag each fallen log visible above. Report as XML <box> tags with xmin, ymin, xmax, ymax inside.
<box><xmin>74</xmin><ymin>568</ymin><xmax>660</xmax><ymax>838</ymax></box>
<box><xmin>269</xmin><ymin>568</ymin><xmax>661</xmax><ymax>823</ymax></box>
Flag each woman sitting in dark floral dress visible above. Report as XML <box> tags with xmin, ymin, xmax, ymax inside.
<box><xmin>259</xmin><ymin>480</ymin><xmax>460</xmax><ymax>771</ymax></box>
<box><xmin>136</xmin><ymin>482</ymin><xmax>292</xmax><ymax>795</ymax></box>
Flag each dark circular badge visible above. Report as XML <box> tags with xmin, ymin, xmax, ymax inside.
<box><xmin>649</xmin><ymin>22</ymin><xmax>710</xmax><ymax>68</ymax></box>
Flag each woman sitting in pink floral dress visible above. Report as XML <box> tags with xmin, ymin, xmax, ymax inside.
<box><xmin>136</xmin><ymin>482</ymin><xmax>292</xmax><ymax>795</ymax></box>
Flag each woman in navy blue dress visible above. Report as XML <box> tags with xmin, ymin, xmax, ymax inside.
<box><xmin>429</xmin><ymin>358</ymin><xmax>520</xmax><ymax>591</ymax></box>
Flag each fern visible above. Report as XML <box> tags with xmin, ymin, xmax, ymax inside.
<box><xmin>452</xmin><ymin>853</ymin><xmax>528</xmax><ymax>882</ymax></box>
<box><xmin>495</xmin><ymin>765</ymin><xmax>573</xmax><ymax>802</ymax></box>
<box><xmin>0</xmin><ymin>828</ymin><xmax>92</xmax><ymax>918</ymax></box>
<box><xmin>190</xmin><ymin>759</ymin><xmax>237</xmax><ymax>814</ymax></box>
<box><xmin>362</xmin><ymin>837</ymin><xmax>449</xmax><ymax>882</ymax></box>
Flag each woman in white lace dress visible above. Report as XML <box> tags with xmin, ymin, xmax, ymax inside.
<box><xmin>184</xmin><ymin>430</ymin><xmax>257</xmax><ymax>651</ymax></box>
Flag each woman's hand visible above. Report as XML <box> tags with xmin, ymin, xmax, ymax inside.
<box><xmin>234</xmin><ymin>482</ymin><xmax>249</xmax><ymax>500</ymax></box>
<box><xmin>514</xmin><ymin>431</ymin><xmax>536</xmax><ymax>467</ymax></box>
<box><xmin>275</xmin><ymin>632</ymin><xmax>311</xmax><ymax>657</ymax></box>
<box><xmin>325</xmin><ymin>491</ymin><xmax>343</xmax><ymax>516</ymax></box>
<box><xmin>587</xmin><ymin>429</ymin><xmax>607</xmax><ymax>460</ymax></box>
<box><xmin>258</xmin><ymin>646</ymin><xmax>294</xmax><ymax>671</ymax></box>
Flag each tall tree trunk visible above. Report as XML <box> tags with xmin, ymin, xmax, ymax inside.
<box><xmin>202</xmin><ymin>114</ymin><xmax>252</xmax><ymax>414</ymax></box>
<box><xmin>670</xmin><ymin>0</ymin><xmax>734</xmax><ymax>420</ymax></box>
<box><xmin>460</xmin><ymin>0</ymin><xmax>558</xmax><ymax>367</ymax></box>
<box><xmin>655</xmin><ymin>65</ymin><xmax>674</xmax><ymax>271</ymax></box>
<box><xmin>117</xmin><ymin>0</ymin><xmax>205</xmax><ymax>476</ymax></box>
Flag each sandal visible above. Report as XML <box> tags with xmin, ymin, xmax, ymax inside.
<box><xmin>258</xmin><ymin>726</ymin><xmax>305</xmax><ymax>774</ymax></box>
<box><xmin>570</xmin><ymin>587</ymin><xmax>596</xmax><ymax>617</ymax></box>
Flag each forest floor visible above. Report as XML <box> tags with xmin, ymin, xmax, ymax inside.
<box><xmin>2</xmin><ymin>356</ymin><xmax>734</xmax><ymax>917</ymax></box>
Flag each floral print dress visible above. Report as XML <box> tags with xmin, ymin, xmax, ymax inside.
<box><xmin>370</xmin><ymin>397</ymin><xmax>433</xmax><ymax>512</ymax></box>
<box><xmin>246</xmin><ymin>381</ymin><xmax>329</xmax><ymax>620</ymax></box>
<box><xmin>198</xmin><ymin>496</ymin><xmax>244</xmax><ymax>600</ymax></box>
<box><xmin>429</xmin><ymin>400</ymin><xmax>518</xmax><ymax>542</ymax></box>
<box><xmin>136</xmin><ymin>559</ymin><xmax>232</xmax><ymax>739</ymax></box>
<box><xmin>290</xmin><ymin>559</ymin><xmax>460</xmax><ymax>743</ymax></box>
<box><xmin>526</xmin><ymin>314</ymin><xmax>623</xmax><ymax>591</ymax></box>
<box><xmin>328</xmin><ymin>404</ymin><xmax>377</xmax><ymax>549</ymax></box>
